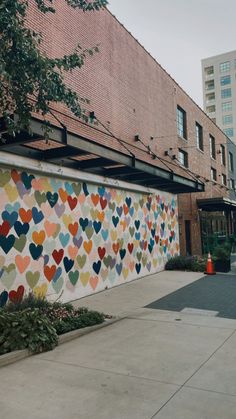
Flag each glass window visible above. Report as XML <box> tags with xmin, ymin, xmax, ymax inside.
<box><xmin>222</xmin><ymin>174</ymin><xmax>227</xmax><ymax>186</ymax></box>
<box><xmin>205</xmin><ymin>80</ymin><xmax>215</xmax><ymax>90</ymax></box>
<box><xmin>206</xmin><ymin>92</ymin><xmax>215</xmax><ymax>102</ymax></box>
<box><xmin>206</xmin><ymin>105</ymin><xmax>215</xmax><ymax>113</ymax></box>
<box><xmin>220</xmin><ymin>75</ymin><xmax>231</xmax><ymax>85</ymax></box>
<box><xmin>222</xmin><ymin>101</ymin><xmax>232</xmax><ymax>112</ymax></box>
<box><xmin>224</xmin><ymin>128</ymin><xmax>234</xmax><ymax>138</ymax></box>
<box><xmin>176</xmin><ymin>106</ymin><xmax>187</xmax><ymax>139</ymax></box>
<box><xmin>211</xmin><ymin>167</ymin><xmax>217</xmax><ymax>181</ymax></box>
<box><xmin>195</xmin><ymin>122</ymin><xmax>203</xmax><ymax>151</ymax></box>
<box><xmin>222</xmin><ymin>114</ymin><xmax>233</xmax><ymax>125</ymax></box>
<box><xmin>220</xmin><ymin>61</ymin><xmax>230</xmax><ymax>72</ymax></box>
<box><xmin>178</xmin><ymin>149</ymin><xmax>188</xmax><ymax>167</ymax></box>
<box><xmin>209</xmin><ymin>135</ymin><xmax>216</xmax><ymax>159</ymax></box>
<box><xmin>221</xmin><ymin>145</ymin><xmax>226</xmax><ymax>166</ymax></box>
<box><xmin>221</xmin><ymin>88</ymin><xmax>232</xmax><ymax>98</ymax></box>
<box><xmin>229</xmin><ymin>151</ymin><xmax>234</xmax><ymax>172</ymax></box>
<box><xmin>230</xmin><ymin>179</ymin><xmax>235</xmax><ymax>190</ymax></box>
<box><xmin>204</xmin><ymin>66</ymin><xmax>214</xmax><ymax>76</ymax></box>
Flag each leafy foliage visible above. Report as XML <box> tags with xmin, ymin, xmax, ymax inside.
<box><xmin>0</xmin><ymin>0</ymin><xmax>107</xmax><ymax>134</ymax></box>
<box><xmin>212</xmin><ymin>245</ymin><xmax>231</xmax><ymax>261</ymax></box>
<box><xmin>53</xmin><ymin>310</ymin><xmax>105</xmax><ymax>335</ymax></box>
<box><xmin>0</xmin><ymin>309</ymin><xmax>58</xmax><ymax>354</ymax></box>
<box><xmin>165</xmin><ymin>255</ymin><xmax>206</xmax><ymax>272</ymax></box>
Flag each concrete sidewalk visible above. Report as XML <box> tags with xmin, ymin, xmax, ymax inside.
<box><xmin>1</xmin><ymin>270</ymin><xmax>236</xmax><ymax>418</ymax></box>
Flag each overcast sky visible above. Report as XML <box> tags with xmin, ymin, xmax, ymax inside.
<box><xmin>108</xmin><ymin>0</ymin><xmax>236</xmax><ymax>109</ymax></box>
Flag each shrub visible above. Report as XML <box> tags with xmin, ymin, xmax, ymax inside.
<box><xmin>212</xmin><ymin>245</ymin><xmax>231</xmax><ymax>261</ymax></box>
<box><xmin>0</xmin><ymin>309</ymin><xmax>58</xmax><ymax>355</ymax></box>
<box><xmin>3</xmin><ymin>293</ymin><xmax>74</xmax><ymax>313</ymax></box>
<box><xmin>53</xmin><ymin>311</ymin><xmax>105</xmax><ymax>335</ymax></box>
<box><xmin>165</xmin><ymin>255</ymin><xmax>206</xmax><ymax>272</ymax></box>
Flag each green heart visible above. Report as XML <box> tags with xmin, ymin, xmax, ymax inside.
<box><xmin>136</xmin><ymin>251</ymin><xmax>142</xmax><ymax>262</ymax></box>
<box><xmin>52</xmin><ymin>277</ymin><xmax>64</xmax><ymax>293</ymax></box>
<box><xmin>3</xmin><ymin>263</ymin><xmax>16</xmax><ymax>273</ymax></box>
<box><xmin>34</xmin><ymin>191</ymin><xmax>47</xmax><ymax>206</ymax></box>
<box><xmin>129</xmin><ymin>227</ymin><xmax>135</xmax><ymax>237</ymax></box>
<box><xmin>108</xmin><ymin>202</ymin><xmax>115</xmax><ymax>212</ymax></box>
<box><xmin>93</xmin><ymin>235</ymin><xmax>102</xmax><ymax>247</ymax></box>
<box><xmin>81</xmin><ymin>205</ymin><xmax>90</xmax><ymax>217</ymax></box>
<box><xmin>72</xmin><ymin>183</ymin><xmax>81</xmax><ymax>196</ymax></box>
<box><xmin>44</xmin><ymin>240</ymin><xmax>56</xmax><ymax>254</ymax></box>
<box><xmin>139</xmin><ymin>199</ymin><xmax>144</xmax><ymax>208</ymax></box>
<box><xmin>0</xmin><ymin>170</ymin><xmax>11</xmax><ymax>187</ymax></box>
<box><xmin>1</xmin><ymin>269</ymin><xmax>16</xmax><ymax>289</ymax></box>
<box><xmin>14</xmin><ymin>235</ymin><xmax>27</xmax><ymax>252</ymax></box>
<box><xmin>85</xmin><ymin>226</ymin><xmax>94</xmax><ymax>240</ymax></box>
<box><xmin>90</xmin><ymin>208</ymin><xmax>97</xmax><ymax>220</ymax></box>
<box><xmin>117</xmin><ymin>239</ymin><xmax>124</xmax><ymax>248</ymax></box>
<box><xmin>26</xmin><ymin>271</ymin><xmax>40</xmax><ymax>289</ymax></box>
<box><xmin>69</xmin><ymin>270</ymin><xmax>79</xmax><ymax>286</ymax></box>
<box><xmin>76</xmin><ymin>254</ymin><xmax>87</xmax><ymax>269</ymax></box>
<box><xmin>52</xmin><ymin>224</ymin><xmax>61</xmax><ymax>239</ymax></box>
<box><xmin>142</xmin><ymin>255</ymin><xmax>148</xmax><ymax>267</ymax></box>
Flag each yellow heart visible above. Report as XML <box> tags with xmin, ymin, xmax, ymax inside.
<box><xmin>110</xmin><ymin>230</ymin><xmax>117</xmax><ymax>241</ymax></box>
<box><xmin>34</xmin><ymin>283</ymin><xmax>48</xmax><ymax>298</ymax></box>
<box><xmin>62</xmin><ymin>214</ymin><xmax>72</xmax><ymax>228</ymax></box>
<box><xmin>4</xmin><ymin>184</ymin><xmax>18</xmax><ymax>202</ymax></box>
<box><xmin>0</xmin><ymin>255</ymin><xmax>5</xmax><ymax>267</ymax></box>
<box><xmin>115</xmin><ymin>195</ymin><xmax>122</xmax><ymax>205</ymax></box>
<box><xmin>80</xmin><ymin>272</ymin><xmax>90</xmax><ymax>287</ymax></box>
<box><xmin>42</xmin><ymin>179</ymin><xmax>53</xmax><ymax>192</ymax></box>
<box><xmin>153</xmin><ymin>259</ymin><xmax>158</xmax><ymax>268</ymax></box>
<box><xmin>122</xmin><ymin>268</ymin><xmax>129</xmax><ymax>279</ymax></box>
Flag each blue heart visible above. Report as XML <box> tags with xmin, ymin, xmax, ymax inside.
<box><xmin>63</xmin><ymin>257</ymin><xmax>74</xmax><ymax>273</ymax></box>
<box><xmin>93</xmin><ymin>221</ymin><xmax>101</xmax><ymax>234</ymax></box>
<box><xmin>0</xmin><ymin>235</ymin><xmax>15</xmax><ymax>254</ymax></box>
<box><xmin>29</xmin><ymin>243</ymin><xmax>43</xmax><ymax>260</ymax></box>
<box><xmin>0</xmin><ymin>291</ymin><xmax>8</xmax><ymax>307</ymax></box>
<box><xmin>93</xmin><ymin>260</ymin><xmax>101</xmax><ymax>275</ymax></box>
<box><xmin>112</xmin><ymin>216</ymin><xmax>119</xmax><ymax>228</ymax></box>
<box><xmin>135</xmin><ymin>220</ymin><xmax>140</xmax><ymax>230</ymax></box>
<box><xmin>46</xmin><ymin>192</ymin><xmax>58</xmax><ymax>208</ymax></box>
<box><xmin>116</xmin><ymin>206</ymin><xmax>123</xmax><ymax>217</ymax></box>
<box><xmin>83</xmin><ymin>183</ymin><xmax>89</xmax><ymax>196</ymax></box>
<box><xmin>59</xmin><ymin>233</ymin><xmax>70</xmax><ymax>247</ymax></box>
<box><xmin>53</xmin><ymin>267</ymin><xmax>62</xmax><ymax>283</ymax></box>
<box><xmin>98</xmin><ymin>186</ymin><xmax>105</xmax><ymax>197</ymax></box>
<box><xmin>32</xmin><ymin>207</ymin><xmax>44</xmax><ymax>224</ymax></box>
<box><xmin>2</xmin><ymin>210</ymin><xmax>18</xmax><ymax>227</ymax></box>
<box><xmin>79</xmin><ymin>217</ymin><xmax>89</xmax><ymax>231</ymax></box>
<box><xmin>125</xmin><ymin>197</ymin><xmax>132</xmax><ymax>208</ymax></box>
<box><xmin>129</xmin><ymin>207</ymin><xmax>134</xmax><ymax>217</ymax></box>
<box><xmin>65</xmin><ymin>182</ymin><xmax>73</xmax><ymax>195</ymax></box>
<box><xmin>101</xmin><ymin>229</ymin><xmax>108</xmax><ymax>241</ymax></box>
<box><xmin>44</xmin><ymin>255</ymin><xmax>49</xmax><ymax>265</ymax></box>
<box><xmin>21</xmin><ymin>172</ymin><xmax>35</xmax><ymax>190</ymax></box>
<box><xmin>116</xmin><ymin>263</ymin><xmax>122</xmax><ymax>275</ymax></box>
<box><xmin>119</xmin><ymin>249</ymin><xmax>126</xmax><ymax>260</ymax></box>
<box><xmin>14</xmin><ymin>221</ymin><xmax>29</xmax><ymax>237</ymax></box>
<box><xmin>135</xmin><ymin>232</ymin><xmax>141</xmax><ymax>240</ymax></box>
<box><xmin>135</xmin><ymin>263</ymin><xmax>141</xmax><ymax>274</ymax></box>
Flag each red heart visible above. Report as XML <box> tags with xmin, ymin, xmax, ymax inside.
<box><xmin>100</xmin><ymin>197</ymin><xmax>107</xmax><ymax>210</ymax></box>
<box><xmin>155</xmin><ymin>235</ymin><xmax>160</xmax><ymax>244</ymax></box>
<box><xmin>52</xmin><ymin>249</ymin><xmax>64</xmax><ymax>265</ymax></box>
<box><xmin>67</xmin><ymin>196</ymin><xmax>78</xmax><ymax>210</ymax></box>
<box><xmin>98</xmin><ymin>247</ymin><xmax>106</xmax><ymax>260</ymax></box>
<box><xmin>11</xmin><ymin>169</ymin><xmax>21</xmax><ymax>184</ymax></box>
<box><xmin>9</xmin><ymin>285</ymin><xmax>24</xmax><ymax>304</ymax></box>
<box><xmin>128</xmin><ymin>243</ymin><xmax>134</xmax><ymax>254</ymax></box>
<box><xmin>44</xmin><ymin>265</ymin><xmax>57</xmax><ymax>282</ymax></box>
<box><xmin>0</xmin><ymin>221</ymin><xmax>10</xmax><ymax>237</ymax></box>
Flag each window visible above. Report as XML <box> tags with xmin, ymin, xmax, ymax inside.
<box><xmin>229</xmin><ymin>151</ymin><xmax>234</xmax><ymax>172</ymax></box>
<box><xmin>205</xmin><ymin>80</ymin><xmax>215</xmax><ymax>90</ymax></box>
<box><xmin>230</xmin><ymin>179</ymin><xmax>235</xmax><ymax>190</ymax></box>
<box><xmin>178</xmin><ymin>149</ymin><xmax>188</xmax><ymax>167</ymax></box>
<box><xmin>221</xmin><ymin>88</ymin><xmax>232</xmax><ymax>98</ymax></box>
<box><xmin>224</xmin><ymin>128</ymin><xmax>234</xmax><ymax>138</ymax></box>
<box><xmin>220</xmin><ymin>75</ymin><xmax>231</xmax><ymax>85</ymax></box>
<box><xmin>220</xmin><ymin>61</ymin><xmax>230</xmax><ymax>73</ymax></box>
<box><xmin>222</xmin><ymin>101</ymin><xmax>232</xmax><ymax>112</ymax></box>
<box><xmin>204</xmin><ymin>66</ymin><xmax>214</xmax><ymax>76</ymax></box>
<box><xmin>176</xmin><ymin>106</ymin><xmax>187</xmax><ymax>139</ymax></box>
<box><xmin>222</xmin><ymin>114</ymin><xmax>233</xmax><ymax>125</ymax></box>
<box><xmin>206</xmin><ymin>92</ymin><xmax>215</xmax><ymax>102</ymax></box>
<box><xmin>209</xmin><ymin>135</ymin><xmax>216</xmax><ymax>159</ymax></box>
<box><xmin>222</xmin><ymin>174</ymin><xmax>227</xmax><ymax>186</ymax></box>
<box><xmin>195</xmin><ymin>122</ymin><xmax>203</xmax><ymax>151</ymax></box>
<box><xmin>221</xmin><ymin>145</ymin><xmax>226</xmax><ymax>166</ymax></box>
<box><xmin>211</xmin><ymin>167</ymin><xmax>217</xmax><ymax>181</ymax></box>
<box><xmin>206</xmin><ymin>105</ymin><xmax>215</xmax><ymax>113</ymax></box>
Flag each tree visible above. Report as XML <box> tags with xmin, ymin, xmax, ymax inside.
<box><xmin>0</xmin><ymin>0</ymin><xmax>108</xmax><ymax>135</ymax></box>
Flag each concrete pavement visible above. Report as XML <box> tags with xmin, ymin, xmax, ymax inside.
<box><xmin>1</xmin><ymin>270</ymin><xmax>236</xmax><ymax>418</ymax></box>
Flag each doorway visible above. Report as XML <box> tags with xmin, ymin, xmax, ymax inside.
<box><xmin>185</xmin><ymin>220</ymin><xmax>192</xmax><ymax>255</ymax></box>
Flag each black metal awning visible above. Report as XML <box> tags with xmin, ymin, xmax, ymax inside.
<box><xmin>197</xmin><ymin>197</ymin><xmax>236</xmax><ymax>212</ymax></box>
<box><xmin>0</xmin><ymin>117</ymin><xmax>204</xmax><ymax>194</ymax></box>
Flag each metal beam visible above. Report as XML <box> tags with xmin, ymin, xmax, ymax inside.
<box><xmin>76</xmin><ymin>157</ymin><xmax>117</xmax><ymax>170</ymax></box>
<box><xmin>42</xmin><ymin>146</ymin><xmax>85</xmax><ymax>161</ymax></box>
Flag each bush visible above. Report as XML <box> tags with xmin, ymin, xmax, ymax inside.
<box><xmin>212</xmin><ymin>245</ymin><xmax>231</xmax><ymax>261</ymax></box>
<box><xmin>3</xmin><ymin>293</ymin><xmax>74</xmax><ymax>313</ymax></box>
<box><xmin>0</xmin><ymin>309</ymin><xmax>58</xmax><ymax>355</ymax></box>
<box><xmin>165</xmin><ymin>255</ymin><xmax>206</xmax><ymax>272</ymax></box>
<box><xmin>53</xmin><ymin>311</ymin><xmax>105</xmax><ymax>335</ymax></box>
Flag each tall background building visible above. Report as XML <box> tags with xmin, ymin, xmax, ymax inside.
<box><xmin>202</xmin><ymin>50</ymin><xmax>236</xmax><ymax>143</ymax></box>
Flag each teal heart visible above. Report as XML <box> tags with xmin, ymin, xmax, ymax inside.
<box><xmin>59</xmin><ymin>233</ymin><xmax>70</xmax><ymax>247</ymax></box>
<box><xmin>101</xmin><ymin>229</ymin><xmax>108</xmax><ymax>241</ymax></box>
<box><xmin>5</xmin><ymin>203</ymin><xmax>20</xmax><ymax>213</ymax></box>
<box><xmin>93</xmin><ymin>235</ymin><xmax>102</xmax><ymax>247</ymax></box>
<box><xmin>69</xmin><ymin>270</ymin><xmax>79</xmax><ymax>286</ymax></box>
<box><xmin>108</xmin><ymin>270</ymin><xmax>116</xmax><ymax>284</ymax></box>
<box><xmin>65</xmin><ymin>182</ymin><xmax>73</xmax><ymax>195</ymax></box>
<box><xmin>44</xmin><ymin>240</ymin><xmax>56</xmax><ymax>254</ymax></box>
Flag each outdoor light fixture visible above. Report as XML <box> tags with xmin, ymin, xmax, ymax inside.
<box><xmin>134</xmin><ymin>134</ymin><xmax>140</xmax><ymax>141</ymax></box>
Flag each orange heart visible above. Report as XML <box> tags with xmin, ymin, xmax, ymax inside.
<box><xmin>11</xmin><ymin>169</ymin><xmax>21</xmax><ymax>184</ymax></box>
<box><xmin>44</xmin><ymin>220</ymin><xmax>57</xmax><ymax>237</ymax></box>
<box><xmin>112</xmin><ymin>243</ymin><xmax>119</xmax><ymax>254</ymax></box>
<box><xmin>15</xmin><ymin>255</ymin><xmax>30</xmax><ymax>274</ymax></box>
<box><xmin>19</xmin><ymin>208</ymin><xmax>32</xmax><ymax>223</ymax></box>
<box><xmin>44</xmin><ymin>265</ymin><xmax>56</xmax><ymax>282</ymax></box>
<box><xmin>83</xmin><ymin>240</ymin><xmax>92</xmax><ymax>254</ymax></box>
<box><xmin>129</xmin><ymin>262</ymin><xmax>135</xmax><ymax>272</ymax></box>
<box><xmin>123</xmin><ymin>204</ymin><xmax>129</xmax><ymax>215</ymax></box>
<box><xmin>68</xmin><ymin>245</ymin><xmax>78</xmax><ymax>260</ymax></box>
<box><xmin>59</xmin><ymin>188</ymin><xmax>68</xmax><ymax>203</ymax></box>
<box><xmin>90</xmin><ymin>276</ymin><xmax>99</xmax><ymax>290</ymax></box>
<box><xmin>91</xmin><ymin>194</ymin><xmax>100</xmax><ymax>206</ymax></box>
<box><xmin>68</xmin><ymin>222</ymin><xmax>78</xmax><ymax>236</ymax></box>
<box><xmin>32</xmin><ymin>230</ymin><xmax>46</xmax><ymax>245</ymax></box>
<box><xmin>97</xmin><ymin>211</ymin><xmax>105</xmax><ymax>223</ymax></box>
<box><xmin>78</xmin><ymin>194</ymin><xmax>86</xmax><ymax>205</ymax></box>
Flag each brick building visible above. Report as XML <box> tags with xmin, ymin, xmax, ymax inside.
<box><xmin>1</xmin><ymin>3</ymin><xmax>235</xmax><ymax>259</ymax></box>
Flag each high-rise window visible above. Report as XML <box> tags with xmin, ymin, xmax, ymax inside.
<box><xmin>222</xmin><ymin>174</ymin><xmax>227</xmax><ymax>186</ymax></box>
<box><xmin>229</xmin><ymin>151</ymin><xmax>234</xmax><ymax>172</ymax></box>
<box><xmin>221</xmin><ymin>88</ymin><xmax>232</xmax><ymax>98</ymax></box>
<box><xmin>195</xmin><ymin>122</ymin><xmax>203</xmax><ymax>151</ymax></box>
<box><xmin>176</xmin><ymin>106</ymin><xmax>187</xmax><ymax>139</ymax></box>
<box><xmin>230</xmin><ymin>179</ymin><xmax>235</xmax><ymax>190</ymax></box>
<box><xmin>222</xmin><ymin>115</ymin><xmax>233</xmax><ymax>125</ymax></box>
<box><xmin>209</xmin><ymin>135</ymin><xmax>216</xmax><ymax>159</ymax></box>
<box><xmin>224</xmin><ymin>128</ymin><xmax>234</xmax><ymax>138</ymax></box>
<box><xmin>222</xmin><ymin>101</ymin><xmax>232</xmax><ymax>112</ymax></box>
<box><xmin>178</xmin><ymin>149</ymin><xmax>188</xmax><ymax>167</ymax></box>
<box><xmin>220</xmin><ymin>61</ymin><xmax>230</xmax><ymax>72</ymax></box>
<box><xmin>221</xmin><ymin>145</ymin><xmax>226</xmax><ymax>166</ymax></box>
<box><xmin>205</xmin><ymin>80</ymin><xmax>215</xmax><ymax>90</ymax></box>
<box><xmin>211</xmin><ymin>167</ymin><xmax>217</xmax><ymax>181</ymax></box>
<box><xmin>220</xmin><ymin>75</ymin><xmax>231</xmax><ymax>86</ymax></box>
<box><xmin>204</xmin><ymin>66</ymin><xmax>214</xmax><ymax>76</ymax></box>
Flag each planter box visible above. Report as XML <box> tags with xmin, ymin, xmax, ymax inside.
<box><xmin>214</xmin><ymin>259</ymin><xmax>231</xmax><ymax>273</ymax></box>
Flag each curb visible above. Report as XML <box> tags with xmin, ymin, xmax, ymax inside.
<box><xmin>0</xmin><ymin>316</ymin><xmax>122</xmax><ymax>368</ymax></box>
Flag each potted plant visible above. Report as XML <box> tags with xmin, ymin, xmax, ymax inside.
<box><xmin>213</xmin><ymin>245</ymin><xmax>231</xmax><ymax>273</ymax></box>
